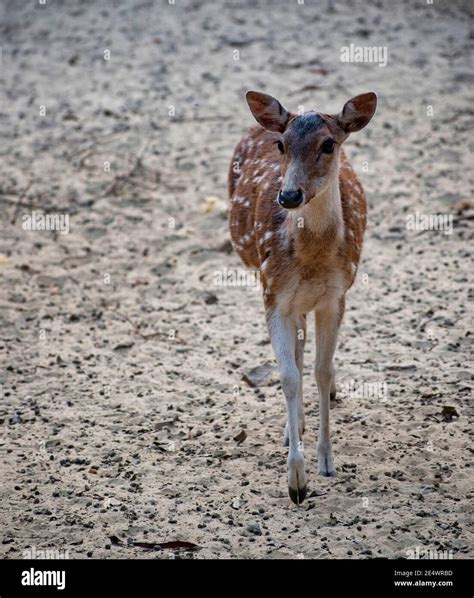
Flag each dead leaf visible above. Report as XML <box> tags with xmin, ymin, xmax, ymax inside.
<box><xmin>113</xmin><ymin>341</ymin><xmax>134</xmax><ymax>351</ymax></box>
<box><xmin>242</xmin><ymin>362</ymin><xmax>276</xmax><ymax>387</ymax></box>
<box><xmin>451</xmin><ymin>198</ymin><xmax>474</xmax><ymax>214</ymax></box>
<box><xmin>18</xmin><ymin>263</ymin><xmax>39</xmax><ymax>273</ymax></box>
<box><xmin>157</xmin><ymin>541</ymin><xmax>200</xmax><ymax>551</ymax></box>
<box><xmin>200</xmin><ymin>195</ymin><xmax>226</xmax><ymax>214</ymax></box>
<box><xmin>131</xmin><ymin>278</ymin><xmax>149</xmax><ymax>287</ymax></box>
<box><xmin>204</xmin><ymin>292</ymin><xmax>218</xmax><ymax>305</ymax></box>
<box><xmin>383</xmin><ymin>363</ymin><xmax>417</xmax><ymax>372</ymax></box>
<box><xmin>132</xmin><ymin>540</ymin><xmax>201</xmax><ymax>552</ymax></box>
<box><xmin>233</xmin><ymin>430</ymin><xmax>247</xmax><ymax>444</ymax></box>
<box><xmin>440</xmin><ymin>406</ymin><xmax>459</xmax><ymax>421</ymax></box>
<box><xmin>132</xmin><ymin>541</ymin><xmax>156</xmax><ymax>550</ymax></box>
<box><xmin>154</xmin><ymin>417</ymin><xmax>178</xmax><ymax>431</ymax></box>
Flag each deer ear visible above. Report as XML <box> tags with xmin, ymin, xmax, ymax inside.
<box><xmin>338</xmin><ymin>92</ymin><xmax>377</xmax><ymax>133</ymax></box>
<box><xmin>246</xmin><ymin>91</ymin><xmax>290</xmax><ymax>133</ymax></box>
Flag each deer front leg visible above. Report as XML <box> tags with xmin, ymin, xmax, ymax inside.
<box><xmin>267</xmin><ymin>308</ymin><xmax>307</xmax><ymax>504</ymax></box>
<box><xmin>283</xmin><ymin>314</ymin><xmax>306</xmax><ymax>447</ymax></box>
<box><xmin>314</xmin><ymin>299</ymin><xmax>344</xmax><ymax>477</ymax></box>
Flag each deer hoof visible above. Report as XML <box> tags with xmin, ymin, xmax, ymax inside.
<box><xmin>318</xmin><ymin>445</ymin><xmax>335</xmax><ymax>477</ymax></box>
<box><xmin>288</xmin><ymin>484</ymin><xmax>307</xmax><ymax>505</ymax></box>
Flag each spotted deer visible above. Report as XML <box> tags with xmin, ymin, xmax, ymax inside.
<box><xmin>228</xmin><ymin>90</ymin><xmax>377</xmax><ymax>504</ymax></box>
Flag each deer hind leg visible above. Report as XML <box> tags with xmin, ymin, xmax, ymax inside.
<box><xmin>283</xmin><ymin>314</ymin><xmax>306</xmax><ymax>447</ymax></box>
<box><xmin>267</xmin><ymin>308</ymin><xmax>307</xmax><ymax>504</ymax></box>
<box><xmin>314</xmin><ymin>297</ymin><xmax>345</xmax><ymax>477</ymax></box>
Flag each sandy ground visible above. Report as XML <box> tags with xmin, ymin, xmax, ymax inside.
<box><xmin>0</xmin><ymin>0</ymin><xmax>473</xmax><ymax>560</ymax></box>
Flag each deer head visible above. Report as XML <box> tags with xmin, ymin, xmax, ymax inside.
<box><xmin>246</xmin><ymin>90</ymin><xmax>377</xmax><ymax>209</ymax></box>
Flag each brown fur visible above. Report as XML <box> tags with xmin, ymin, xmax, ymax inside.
<box><xmin>228</xmin><ymin>124</ymin><xmax>367</xmax><ymax>311</ymax></box>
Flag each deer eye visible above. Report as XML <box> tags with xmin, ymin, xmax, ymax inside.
<box><xmin>321</xmin><ymin>139</ymin><xmax>335</xmax><ymax>154</ymax></box>
<box><xmin>276</xmin><ymin>140</ymin><xmax>284</xmax><ymax>154</ymax></box>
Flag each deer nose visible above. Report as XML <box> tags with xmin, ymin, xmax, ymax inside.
<box><xmin>278</xmin><ymin>189</ymin><xmax>303</xmax><ymax>209</ymax></box>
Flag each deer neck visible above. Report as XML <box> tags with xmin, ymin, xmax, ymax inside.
<box><xmin>285</xmin><ymin>171</ymin><xmax>344</xmax><ymax>247</ymax></box>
